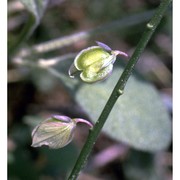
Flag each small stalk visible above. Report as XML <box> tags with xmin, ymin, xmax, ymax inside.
<box><xmin>16</xmin><ymin>10</ymin><xmax>154</xmax><ymax>58</ymax></box>
<box><xmin>68</xmin><ymin>0</ymin><xmax>172</xmax><ymax>179</ymax></box>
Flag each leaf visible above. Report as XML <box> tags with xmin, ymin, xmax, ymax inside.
<box><xmin>75</xmin><ymin>65</ymin><xmax>171</xmax><ymax>152</ymax></box>
<box><xmin>122</xmin><ymin>150</ymin><xmax>162</xmax><ymax>180</ymax></box>
<box><xmin>40</xmin><ymin>144</ymin><xmax>78</xmax><ymax>177</ymax></box>
<box><xmin>20</xmin><ymin>0</ymin><xmax>48</xmax><ymax>26</ymax></box>
<box><xmin>9</xmin><ymin>0</ymin><xmax>48</xmax><ymax>54</ymax></box>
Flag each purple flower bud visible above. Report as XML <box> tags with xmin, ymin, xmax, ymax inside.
<box><xmin>31</xmin><ymin>115</ymin><xmax>93</xmax><ymax>149</ymax></box>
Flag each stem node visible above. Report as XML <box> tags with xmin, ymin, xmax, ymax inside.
<box><xmin>118</xmin><ymin>89</ymin><xmax>124</xmax><ymax>96</ymax></box>
<box><xmin>146</xmin><ymin>23</ymin><xmax>154</xmax><ymax>30</ymax></box>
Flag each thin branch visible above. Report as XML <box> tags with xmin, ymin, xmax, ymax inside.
<box><xmin>17</xmin><ymin>10</ymin><xmax>155</xmax><ymax>58</ymax></box>
<box><xmin>12</xmin><ymin>53</ymin><xmax>78</xmax><ymax>89</ymax></box>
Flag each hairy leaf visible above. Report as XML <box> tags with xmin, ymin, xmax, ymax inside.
<box><xmin>75</xmin><ymin>66</ymin><xmax>171</xmax><ymax>152</ymax></box>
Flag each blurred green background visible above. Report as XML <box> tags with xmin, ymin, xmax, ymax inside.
<box><xmin>8</xmin><ymin>0</ymin><xmax>172</xmax><ymax>179</ymax></box>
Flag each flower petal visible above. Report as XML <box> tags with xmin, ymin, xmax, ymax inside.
<box><xmin>96</xmin><ymin>41</ymin><xmax>112</xmax><ymax>51</ymax></box>
<box><xmin>31</xmin><ymin>116</ymin><xmax>76</xmax><ymax>149</ymax></box>
<box><xmin>80</xmin><ymin>64</ymin><xmax>113</xmax><ymax>83</ymax></box>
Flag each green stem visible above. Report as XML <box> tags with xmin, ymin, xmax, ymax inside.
<box><xmin>9</xmin><ymin>15</ymin><xmax>35</xmax><ymax>56</ymax></box>
<box><xmin>17</xmin><ymin>10</ymin><xmax>154</xmax><ymax>58</ymax></box>
<box><xmin>68</xmin><ymin>0</ymin><xmax>172</xmax><ymax>179</ymax></box>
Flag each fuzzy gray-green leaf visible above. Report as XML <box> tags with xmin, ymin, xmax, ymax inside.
<box><xmin>75</xmin><ymin>67</ymin><xmax>171</xmax><ymax>152</ymax></box>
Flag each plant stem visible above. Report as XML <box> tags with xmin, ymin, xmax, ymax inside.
<box><xmin>17</xmin><ymin>10</ymin><xmax>154</xmax><ymax>58</ymax></box>
<box><xmin>68</xmin><ymin>0</ymin><xmax>172</xmax><ymax>179</ymax></box>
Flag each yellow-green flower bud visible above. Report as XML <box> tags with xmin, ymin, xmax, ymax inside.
<box><xmin>69</xmin><ymin>41</ymin><xmax>128</xmax><ymax>83</ymax></box>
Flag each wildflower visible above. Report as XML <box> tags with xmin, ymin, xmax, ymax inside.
<box><xmin>31</xmin><ymin>115</ymin><xmax>93</xmax><ymax>149</ymax></box>
<box><xmin>69</xmin><ymin>41</ymin><xmax>128</xmax><ymax>83</ymax></box>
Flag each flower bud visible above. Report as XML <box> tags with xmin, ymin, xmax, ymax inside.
<box><xmin>69</xmin><ymin>41</ymin><xmax>128</xmax><ymax>83</ymax></box>
<box><xmin>31</xmin><ymin>115</ymin><xmax>93</xmax><ymax>149</ymax></box>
